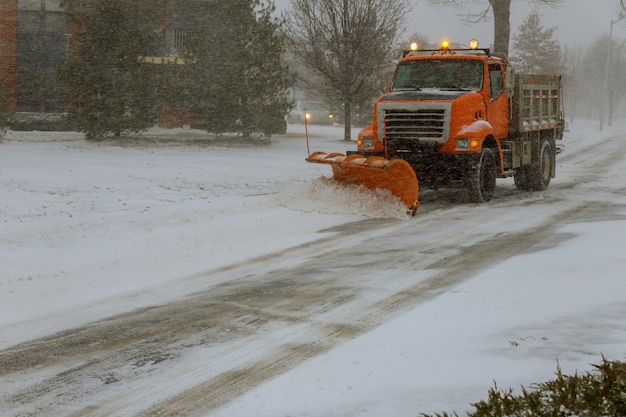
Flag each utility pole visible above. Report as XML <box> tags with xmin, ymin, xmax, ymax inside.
<box><xmin>600</xmin><ymin>1</ymin><xmax>626</xmax><ymax>131</ymax></box>
<box><xmin>342</xmin><ymin>0</ymin><xmax>352</xmax><ymax>141</ymax></box>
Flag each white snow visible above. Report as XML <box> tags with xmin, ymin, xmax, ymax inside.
<box><xmin>456</xmin><ymin>119</ymin><xmax>492</xmax><ymax>136</ymax></box>
<box><xmin>220</xmin><ymin>218</ymin><xmax>626</xmax><ymax>417</ymax></box>
<box><xmin>1</xmin><ymin>120</ymin><xmax>625</xmax><ymax>416</ymax></box>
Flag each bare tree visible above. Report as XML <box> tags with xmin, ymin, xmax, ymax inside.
<box><xmin>603</xmin><ymin>36</ymin><xmax>626</xmax><ymax>127</ymax></box>
<box><xmin>560</xmin><ymin>44</ymin><xmax>585</xmax><ymax>123</ymax></box>
<box><xmin>284</xmin><ymin>0</ymin><xmax>411</xmax><ymax>140</ymax></box>
<box><xmin>579</xmin><ymin>34</ymin><xmax>626</xmax><ymax>128</ymax></box>
<box><xmin>427</xmin><ymin>0</ymin><xmax>561</xmax><ymax>56</ymax></box>
<box><xmin>599</xmin><ymin>1</ymin><xmax>626</xmax><ymax>129</ymax></box>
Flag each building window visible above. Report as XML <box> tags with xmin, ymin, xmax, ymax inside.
<box><xmin>17</xmin><ymin>0</ymin><xmax>68</xmax><ymax>112</ymax></box>
<box><xmin>18</xmin><ymin>0</ymin><xmax>66</xmax><ymax>33</ymax></box>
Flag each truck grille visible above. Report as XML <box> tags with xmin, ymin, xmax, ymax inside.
<box><xmin>384</xmin><ymin>109</ymin><xmax>447</xmax><ymax>141</ymax></box>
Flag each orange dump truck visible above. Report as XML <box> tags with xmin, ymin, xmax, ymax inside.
<box><xmin>307</xmin><ymin>40</ymin><xmax>564</xmax><ymax>214</ymax></box>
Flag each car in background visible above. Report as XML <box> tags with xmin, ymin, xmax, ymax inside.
<box><xmin>287</xmin><ymin>101</ymin><xmax>334</xmax><ymax>125</ymax></box>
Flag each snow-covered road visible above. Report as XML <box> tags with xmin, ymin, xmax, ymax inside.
<box><xmin>1</xmin><ymin>121</ymin><xmax>625</xmax><ymax>416</ymax></box>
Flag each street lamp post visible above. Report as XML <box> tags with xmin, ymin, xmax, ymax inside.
<box><xmin>600</xmin><ymin>5</ymin><xmax>626</xmax><ymax>131</ymax></box>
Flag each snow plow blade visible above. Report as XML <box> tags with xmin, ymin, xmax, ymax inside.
<box><xmin>306</xmin><ymin>152</ymin><xmax>419</xmax><ymax>214</ymax></box>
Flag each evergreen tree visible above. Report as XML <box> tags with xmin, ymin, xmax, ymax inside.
<box><xmin>60</xmin><ymin>0</ymin><xmax>165</xmax><ymax>139</ymax></box>
<box><xmin>510</xmin><ymin>11</ymin><xmax>562</xmax><ymax>74</ymax></box>
<box><xmin>178</xmin><ymin>0</ymin><xmax>291</xmax><ymax>137</ymax></box>
<box><xmin>241</xmin><ymin>1</ymin><xmax>292</xmax><ymax>136</ymax></box>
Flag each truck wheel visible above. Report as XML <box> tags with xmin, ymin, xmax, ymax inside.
<box><xmin>513</xmin><ymin>166</ymin><xmax>532</xmax><ymax>190</ymax></box>
<box><xmin>467</xmin><ymin>147</ymin><xmax>497</xmax><ymax>203</ymax></box>
<box><xmin>529</xmin><ymin>140</ymin><xmax>553</xmax><ymax>191</ymax></box>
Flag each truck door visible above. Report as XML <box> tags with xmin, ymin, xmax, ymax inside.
<box><xmin>487</xmin><ymin>63</ymin><xmax>509</xmax><ymax>140</ymax></box>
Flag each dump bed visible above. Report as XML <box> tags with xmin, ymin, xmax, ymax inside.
<box><xmin>509</xmin><ymin>74</ymin><xmax>564</xmax><ymax>139</ymax></box>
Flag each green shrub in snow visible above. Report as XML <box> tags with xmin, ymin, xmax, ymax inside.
<box><xmin>422</xmin><ymin>358</ymin><xmax>626</xmax><ymax>417</ymax></box>
<box><xmin>0</xmin><ymin>86</ymin><xmax>7</xmax><ymax>138</ymax></box>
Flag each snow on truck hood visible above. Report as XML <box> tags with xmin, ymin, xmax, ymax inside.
<box><xmin>381</xmin><ymin>89</ymin><xmax>470</xmax><ymax>102</ymax></box>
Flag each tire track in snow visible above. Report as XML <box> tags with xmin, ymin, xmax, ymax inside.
<box><xmin>1</xmin><ymin>134</ymin><xmax>625</xmax><ymax>417</ymax></box>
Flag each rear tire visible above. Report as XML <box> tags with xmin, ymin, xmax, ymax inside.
<box><xmin>514</xmin><ymin>140</ymin><xmax>553</xmax><ymax>191</ymax></box>
<box><xmin>528</xmin><ymin>140</ymin><xmax>553</xmax><ymax>191</ymax></box>
<box><xmin>513</xmin><ymin>166</ymin><xmax>531</xmax><ymax>190</ymax></box>
<box><xmin>467</xmin><ymin>147</ymin><xmax>497</xmax><ymax>203</ymax></box>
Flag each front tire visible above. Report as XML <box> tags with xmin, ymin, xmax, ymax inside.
<box><xmin>467</xmin><ymin>147</ymin><xmax>497</xmax><ymax>203</ymax></box>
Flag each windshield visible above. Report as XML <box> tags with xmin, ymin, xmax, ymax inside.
<box><xmin>392</xmin><ymin>59</ymin><xmax>484</xmax><ymax>92</ymax></box>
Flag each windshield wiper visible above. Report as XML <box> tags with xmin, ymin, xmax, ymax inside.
<box><xmin>439</xmin><ymin>85</ymin><xmax>472</xmax><ymax>91</ymax></box>
<box><xmin>393</xmin><ymin>86</ymin><xmax>422</xmax><ymax>91</ymax></box>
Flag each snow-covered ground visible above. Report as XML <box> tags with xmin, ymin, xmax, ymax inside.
<box><xmin>0</xmin><ymin>125</ymin><xmax>370</xmax><ymax>348</ymax></box>
<box><xmin>1</xmin><ymin>120</ymin><xmax>625</xmax><ymax>416</ymax></box>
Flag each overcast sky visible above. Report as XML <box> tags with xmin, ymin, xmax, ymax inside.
<box><xmin>274</xmin><ymin>0</ymin><xmax>625</xmax><ymax>49</ymax></box>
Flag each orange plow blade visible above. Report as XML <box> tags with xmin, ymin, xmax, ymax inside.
<box><xmin>306</xmin><ymin>152</ymin><xmax>419</xmax><ymax>214</ymax></box>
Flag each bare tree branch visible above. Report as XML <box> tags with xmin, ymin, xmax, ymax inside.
<box><xmin>427</xmin><ymin>0</ymin><xmax>563</xmax><ymax>55</ymax></box>
<box><xmin>285</xmin><ymin>0</ymin><xmax>411</xmax><ymax>140</ymax></box>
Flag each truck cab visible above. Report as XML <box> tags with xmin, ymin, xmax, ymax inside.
<box><xmin>354</xmin><ymin>40</ymin><xmax>562</xmax><ymax>203</ymax></box>
<box><xmin>356</xmin><ymin>41</ymin><xmax>511</xmax><ymax>194</ymax></box>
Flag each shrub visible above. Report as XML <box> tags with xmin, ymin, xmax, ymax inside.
<box><xmin>422</xmin><ymin>358</ymin><xmax>626</xmax><ymax>417</ymax></box>
<box><xmin>0</xmin><ymin>86</ymin><xmax>7</xmax><ymax>138</ymax></box>
<box><xmin>8</xmin><ymin>113</ymin><xmax>72</xmax><ymax>132</ymax></box>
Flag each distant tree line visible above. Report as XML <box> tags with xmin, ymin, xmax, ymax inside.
<box><xmin>58</xmin><ymin>0</ymin><xmax>414</xmax><ymax>141</ymax></box>
<box><xmin>36</xmin><ymin>0</ymin><xmax>626</xmax><ymax>140</ymax></box>
<box><xmin>507</xmin><ymin>10</ymin><xmax>626</xmax><ymax>128</ymax></box>
<box><xmin>561</xmin><ymin>34</ymin><xmax>626</xmax><ymax>128</ymax></box>
<box><xmin>60</xmin><ymin>0</ymin><xmax>291</xmax><ymax>139</ymax></box>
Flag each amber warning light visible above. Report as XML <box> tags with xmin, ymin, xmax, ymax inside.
<box><xmin>403</xmin><ymin>39</ymin><xmax>486</xmax><ymax>57</ymax></box>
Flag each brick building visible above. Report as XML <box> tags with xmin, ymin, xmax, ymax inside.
<box><xmin>0</xmin><ymin>1</ymin><xmax>286</xmax><ymax>130</ymax></box>
<box><xmin>0</xmin><ymin>0</ymin><xmax>68</xmax><ymax>114</ymax></box>
<box><xmin>0</xmin><ymin>0</ymin><xmax>186</xmax><ymax>118</ymax></box>
<box><xmin>1</xmin><ymin>0</ymin><xmax>20</xmax><ymax>113</ymax></box>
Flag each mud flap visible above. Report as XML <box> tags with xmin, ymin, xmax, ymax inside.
<box><xmin>306</xmin><ymin>152</ymin><xmax>419</xmax><ymax>215</ymax></box>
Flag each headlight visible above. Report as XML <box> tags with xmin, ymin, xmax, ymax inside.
<box><xmin>359</xmin><ymin>138</ymin><xmax>374</xmax><ymax>149</ymax></box>
<box><xmin>456</xmin><ymin>138</ymin><xmax>481</xmax><ymax>150</ymax></box>
<box><xmin>456</xmin><ymin>138</ymin><xmax>469</xmax><ymax>150</ymax></box>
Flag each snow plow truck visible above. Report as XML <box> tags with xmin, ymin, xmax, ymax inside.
<box><xmin>306</xmin><ymin>40</ymin><xmax>564</xmax><ymax>215</ymax></box>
